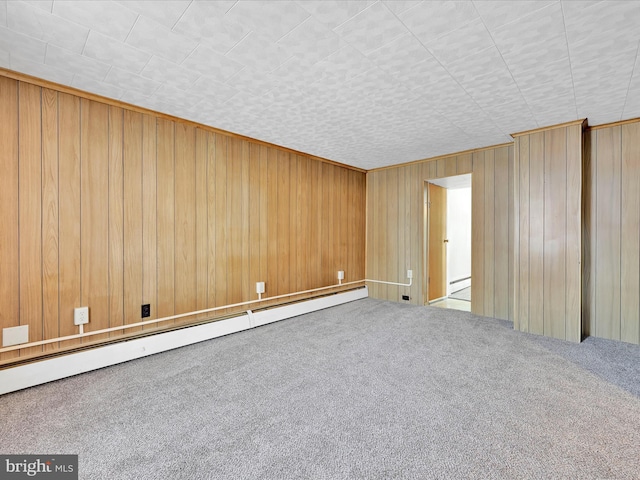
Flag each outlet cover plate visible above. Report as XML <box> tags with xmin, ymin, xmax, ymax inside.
<box><xmin>74</xmin><ymin>306</ymin><xmax>89</xmax><ymax>325</ymax></box>
<box><xmin>2</xmin><ymin>325</ymin><xmax>29</xmax><ymax>347</ymax></box>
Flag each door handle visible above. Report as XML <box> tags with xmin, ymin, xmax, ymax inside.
<box><xmin>443</xmin><ymin>239</ymin><xmax>449</xmax><ymax>243</ymax></box>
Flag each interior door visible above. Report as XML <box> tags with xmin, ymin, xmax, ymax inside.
<box><xmin>428</xmin><ymin>183</ymin><xmax>447</xmax><ymax>302</ymax></box>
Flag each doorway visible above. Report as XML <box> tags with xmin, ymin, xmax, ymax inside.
<box><xmin>425</xmin><ymin>174</ymin><xmax>472</xmax><ymax>312</ymax></box>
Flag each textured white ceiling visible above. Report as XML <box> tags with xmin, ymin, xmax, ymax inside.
<box><xmin>1</xmin><ymin>0</ymin><xmax>639</xmax><ymax>170</ymax></box>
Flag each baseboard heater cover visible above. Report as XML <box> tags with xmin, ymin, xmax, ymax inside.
<box><xmin>0</xmin><ymin>287</ymin><xmax>368</xmax><ymax>395</ymax></box>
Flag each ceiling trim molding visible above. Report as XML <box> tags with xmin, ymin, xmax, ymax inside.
<box><xmin>0</xmin><ymin>68</ymin><xmax>366</xmax><ymax>174</ymax></box>
<box><xmin>586</xmin><ymin>117</ymin><xmax>640</xmax><ymax>131</ymax></box>
<box><xmin>367</xmin><ymin>142</ymin><xmax>514</xmax><ymax>173</ymax></box>
<box><xmin>510</xmin><ymin>118</ymin><xmax>587</xmax><ymax>138</ymax></box>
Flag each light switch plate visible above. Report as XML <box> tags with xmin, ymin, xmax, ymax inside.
<box><xmin>2</xmin><ymin>325</ymin><xmax>29</xmax><ymax>347</ymax></box>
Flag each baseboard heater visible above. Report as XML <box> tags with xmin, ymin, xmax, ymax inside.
<box><xmin>0</xmin><ymin>287</ymin><xmax>368</xmax><ymax>395</ymax></box>
<box><xmin>449</xmin><ymin>276</ymin><xmax>471</xmax><ymax>285</ymax></box>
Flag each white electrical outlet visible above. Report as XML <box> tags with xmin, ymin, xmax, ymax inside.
<box><xmin>2</xmin><ymin>325</ymin><xmax>29</xmax><ymax>347</ymax></box>
<box><xmin>256</xmin><ymin>282</ymin><xmax>265</xmax><ymax>294</ymax></box>
<box><xmin>337</xmin><ymin>270</ymin><xmax>345</xmax><ymax>280</ymax></box>
<box><xmin>407</xmin><ymin>270</ymin><xmax>413</xmax><ymax>279</ymax></box>
<box><xmin>74</xmin><ymin>306</ymin><xmax>89</xmax><ymax>326</ymax></box>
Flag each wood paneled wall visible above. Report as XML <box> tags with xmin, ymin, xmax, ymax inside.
<box><xmin>513</xmin><ymin>121</ymin><xmax>583</xmax><ymax>342</ymax></box>
<box><xmin>366</xmin><ymin>145</ymin><xmax>514</xmax><ymax>321</ymax></box>
<box><xmin>583</xmin><ymin>122</ymin><xmax>640</xmax><ymax>345</ymax></box>
<box><xmin>0</xmin><ymin>75</ymin><xmax>366</xmax><ymax>362</ymax></box>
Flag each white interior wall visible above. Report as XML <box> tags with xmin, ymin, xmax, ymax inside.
<box><xmin>446</xmin><ymin>187</ymin><xmax>472</xmax><ymax>295</ymax></box>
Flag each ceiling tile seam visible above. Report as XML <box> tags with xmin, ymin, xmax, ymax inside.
<box><xmin>381</xmin><ymin>0</ymin><xmax>413</xmax><ymax>16</ymax></box>
<box><xmin>225</xmin><ymin>1</ymin><xmax>240</xmax><ymax>16</ymax></box>
<box><xmin>79</xmin><ymin>25</ymin><xmax>91</xmax><ymax>57</ymax></box>
<box><xmin>621</xmin><ymin>39</ymin><xmax>640</xmax><ymax>120</ymax></box>
<box><xmin>169</xmin><ymin>0</ymin><xmax>194</xmax><ymax>31</ymax></box>
<box><xmin>140</xmin><ymin>59</ymin><xmax>193</xmax><ymax>94</ymax></box>
<box><xmin>474</xmin><ymin>0</ymin><xmax>561</xmax><ymax>32</ymax></box>
<box><xmin>274</xmin><ymin>14</ymin><xmax>321</xmax><ymax>47</ymax></box>
<box><xmin>559</xmin><ymin>1</ymin><xmax>579</xmax><ymax>120</ymax></box>
<box><xmin>389</xmin><ymin>4</ymin><xmax>508</xmax><ymax>138</ymax></box>
<box><xmin>6</xmin><ymin>6</ymin><xmax>90</xmax><ymax>59</ymax></box>
<box><xmin>223</xmin><ymin>29</ymin><xmax>254</xmax><ymax>58</ymax></box>
<box><xmin>469</xmin><ymin>1</ymin><xmax>539</xmax><ymax>131</ymax></box>
<box><xmin>122</xmin><ymin>12</ymin><xmax>141</xmax><ymax>44</ymax></box>
<box><xmin>329</xmin><ymin>0</ymin><xmax>379</xmax><ymax>33</ymax></box>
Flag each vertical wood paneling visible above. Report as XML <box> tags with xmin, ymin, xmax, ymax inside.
<box><xmin>156</xmin><ymin>118</ymin><xmax>175</xmax><ymax>326</ymax></box>
<box><xmin>214</xmin><ymin>134</ymin><xmax>228</xmax><ymax>313</ymax></box>
<box><xmin>332</xmin><ymin>165</ymin><xmax>342</xmax><ymax>288</ymax></box>
<box><xmin>206</xmin><ymin>132</ymin><xmax>217</xmax><ymax>309</ymax></box>
<box><xmin>240</xmin><ymin>141</ymin><xmax>250</xmax><ymax>304</ymax></box>
<box><xmin>19</xmin><ymin>82</ymin><xmax>43</xmax><ymax>355</ymax></box>
<box><xmin>322</xmin><ymin>163</ymin><xmax>333</xmax><ymax>287</ymax></box>
<box><xmin>595</xmin><ymin>127</ymin><xmax>621</xmax><ymax>340</ymax></box>
<box><xmin>513</xmin><ymin>139</ymin><xmax>521</xmax><ymax>329</ymax></box>
<box><xmin>494</xmin><ymin>147</ymin><xmax>509</xmax><ymax>320</ymax></box>
<box><xmin>175</xmin><ymin>123</ymin><xmax>196</xmax><ymax>317</ymax></box>
<box><xmin>359</xmin><ymin>173</ymin><xmax>366</xmax><ymax>281</ymax></box>
<box><xmin>582</xmin><ymin>130</ymin><xmax>595</xmax><ymax>339</ymax></box>
<box><xmin>81</xmin><ymin>99</ymin><xmax>109</xmax><ymax>342</ymax></box>
<box><xmin>483</xmin><ymin>150</ymin><xmax>495</xmax><ymax>317</ymax></box>
<box><xmin>403</xmin><ymin>166</ymin><xmax>412</xmax><ymax>301</ymax></box>
<box><xmin>514</xmin><ymin>123</ymin><xmax>582</xmax><ymax>342</ymax></box>
<box><xmin>444</xmin><ymin>156</ymin><xmax>457</xmax><ymax>177</ymax></box>
<box><xmin>517</xmin><ymin>136</ymin><xmax>530</xmax><ymax>332</ymax></box>
<box><xmin>309</xmin><ymin>156</ymin><xmax>321</xmax><ymax>289</ymax></box>
<box><xmin>397</xmin><ymin>167</ymin><xmax>406</xmax><ymax>300</ymax></box>
<box><xmin>387</xmin><ymin>168</ymin><xmax>399</xmax><ymax>300</ymax></box>
<box><xmin>142</xmin><ymin>114</ymin><xmax>157</xmax><ymax>327</ymax></box>
<box><xmin>413</xmin><ymin>164</ymin><xmax>423</xmax><ymax>305</ymax></box>
<box><xmin>0</xmin><ymin>74</ymin><xmax>368</xmax><ymax>361</ymax></box>
<box><xmin>42</xmin><ymin>88</ymin><xmax>59</xmax><ymax>350</ymax></box>
<box><xmin>124</xmin><ymin>110</ymin><xmax>142</xmax><ymax>333</ymax></box>
<box><xmin>378</xmin><ymin>169</ymin><xmax>388</xmax><ymax>298</ymax></box>
<box><xmin>565</xmin><ymin>125</ymin><xmax>582</xmax><ymax>342</ymax></box>
<box><xmin>366</xmin><ymin>146</ymin><xmax>515</xmax><ymax>315</ymax></box>
<box><xmin>249</xmin><ymin>144</ymin><xmax>262</xmax><ymax>302</ymax></box>
<box><xmin>543</xmin><ymin>128</ymin><xmax>567</xmax><ymax>339</ymax></box>
<box><xmin>359</xmin><ymin>169</ymin><xmax>367</xmax><ymax>281</ymax></box>
<box><xmin>348</xmin><ymin>169</ymin><xmax>357</xmax><ymax>283</ymax></box>
<box><xmin>288</xmin><ymin>155</ymin><xmax>298</xmax><ymax>296</ymax></box>
<box><xmin>277</xmin><ymin>151</ymin><xmax>291</xmax><ymax>294</ymax></box>
<box><xmin>528</xmin><ymin>132</ymin><xmax>545</xmax><ymax>335</ymax></box>
<box><xmin>266</xmin><ymin>147</ymin><xmax>278</xmax><ymax>300</ymax></box>
<box><xmin>109</xmin><ymin>107</ymin><xmax>124</xmax><ymax>335</ymax></box>
<box><xmin>0</xmin><ymin>77</ymin><xmax>19</xmax><ymax>360</ymax></box>
<box><xmin>340</xmin><ymin>167</ymin><xmax>349</xmax><ymax>281</ymax></box>
<box><xmin>427</xmin><ymin>160</ymin><xmax>437</xmax><ymax>179</ymax></box>
<box><xmin>507</xmin><ymin>146</ymin><xmax>515</xmax><ymax>322</ymax></box>
<box><xmin>297</xmin><ymin>156</ymin><xmax>309</xmax><ymax>291</ymax></box>
<box><xmin>583</xmin><ymin>121</ymin><xmax>640</xmax><ymax>345</ymax></box>
<box><xmin>258</xmin><ymin>146</ymin><xmax>268</xmax><ymax>297</ymax></box>
<box><xmin>58</xmin><ymin>93</ymin><xmax>81</xmax><ymax>350</ymax></box>
<box><xmin>367</xmin><ymin>172</ymin><xmax>377</xmax><ymax>298</ymax></box>
<box><xmin>620</xmin><ymin>123</ymin><xmax>640</xmax><ymax>344</ymax></box>
<box><xmin>471</xmin><ymin>152</ymin><xmax>485</xmax><ymax>314</ymax></box>
<box><xmin>195</xmin><ymin>129</ymin><xmax>208</xmax><ymax>319</ymax></box>
<box><xmin>457</xmin><ymin>154</ymin><xmax>472</xmax><ymax>174</ymax></box>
